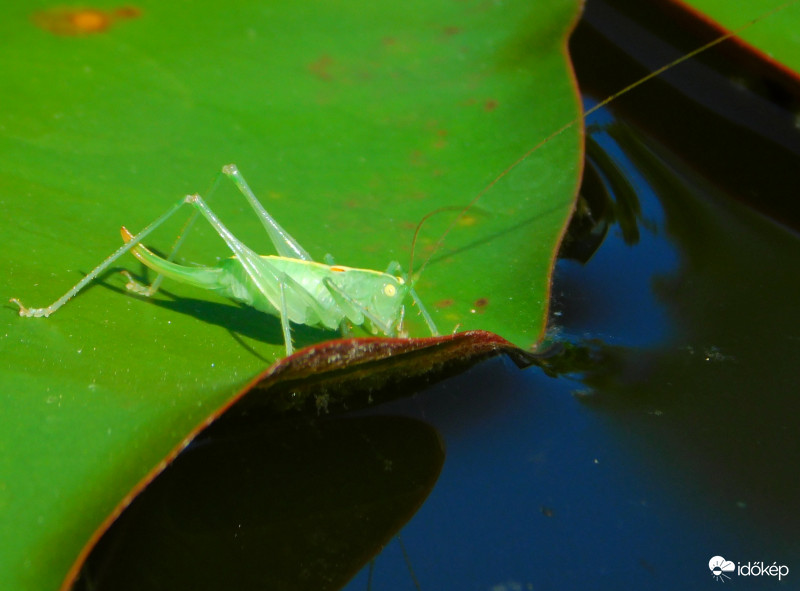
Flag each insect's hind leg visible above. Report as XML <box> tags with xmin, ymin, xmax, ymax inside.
<box><xmin>181</xmin><ymin>192</ymin><xmax>309</xmax><ymax>356</ymax></box>
<box><xmin>121</xmin><ymin>172</ymin><xmax>228</xmax><ymax>297</ymax></box>
<box><xmin>120</xmin><ymin>210</ymin><xmax>200</xmax><ymax>297</ymax></box>
<box><xmin>11</xmin><ymin>197</ymin><xmax>192</xmax><ymax>318</ymax></box>
<box><xmin>220</xmin><ymin>164</ymin><xmax>313</xmax><ymax>261</ymax></box>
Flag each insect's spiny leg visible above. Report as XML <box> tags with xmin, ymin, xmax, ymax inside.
<box><xmin>322</xmin><ymin>277</ymin><xmax>369</xmax><ymax>331</ymax></box>
<box><xmin>409</xmin><ymin>287</ymin><xmax>438</xmax><ymax>336</ymax></box>
<box><xmin>323</xmin><ymin>278</ymin><xmax>395</xmax><ymax>336</ymax></box>
<box><xmin>11</xmin><ymin>196</ymin><xmax>191</xmax><ymax>317</ymax></box>
<box><xmin>182</xmin><ymin>192</ymin><xmax>331</xmax><ymax>356</ymax></box>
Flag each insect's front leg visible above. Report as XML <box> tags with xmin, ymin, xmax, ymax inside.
<box><xmin>384</xmin><ymin>261</ymin><xmax>439</xmax><ymax>337</ymax></box>
<box><xmin>407</xmin><ymin>286</ymin><xmax>439</xmax><ymax>337</ymax></box>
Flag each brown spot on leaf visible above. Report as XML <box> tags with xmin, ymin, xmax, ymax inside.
<box><xmin>433</xmin><ymin>128</ymin><xmax>448</xmax><ymax>149</ymax></box>
<box><xmin>470</xmin><ymin>297</ymin><xmax>489</xmax><ymax>314</ymax></box>
<box><xmin>33</xmin><ymin>6</ymin><xmax>141</xmax><ymax>36</ymax></box>
<box><xmin>484</xmin><ymin>99</ymin><xmax>499</xmax><ymax>112</ymax></box>
<box><xmin>435</xmin><ymin>299</ymin><xmax>454</xmax><ymax>309</ymax></box>
<box><xmin>112</xmin><ymin>6</ymin><xmax>141</xmax><ymax>19</ymax></box>
<box><xmin>309</xmin><ymin>54</ymin><xmax>334</xmax><ymax>80</ymax></box>
<box><xmin>442</xmin><ymin>26</ymin><xmax>461</xmax><ymax>36</ymax></box>
<box><xmin>409</xmin><ymin>150</ymin><xmax>425</xmax><ymax>167</ymax></box>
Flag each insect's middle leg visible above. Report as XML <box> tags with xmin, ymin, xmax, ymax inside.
<box><xmin>322</xmin><ymin>278</ymin><xmax>396</xmax><ymax>337</ymax></box>
<box><xmin>182</xmin><ymin>193</ymin><xmax>336</xmax><ymax>356</ymax></box>
<box><xmin>176</xmin><ymin>193</ymin><xmax>295</xmax><ymax>354</ymax></box>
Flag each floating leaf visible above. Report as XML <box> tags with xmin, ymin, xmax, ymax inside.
<box><xmin>0</xmin><ymin>1</ymin><xmax>582</xmax><ymax>589</ymax></box>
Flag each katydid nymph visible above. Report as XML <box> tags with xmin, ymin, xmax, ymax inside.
<box><xmin>10</xmin><ymin>3</ymin><xmax>793</xmax><ymax>357</ymax></box>
<box><xmin>10</xmin><ymin>164</ymin><xmax>438</xmax><ymax>356</ymax></box>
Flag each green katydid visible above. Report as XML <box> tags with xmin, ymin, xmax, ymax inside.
<box><xmin>9</xmin><ymin>2</ymin><xmax>793</xmax><ymax>357</ymax></box>
<box><xmin>10</xmin><ymin>164</ymin><xmax>438</xmax><ymax>356</ymax></box>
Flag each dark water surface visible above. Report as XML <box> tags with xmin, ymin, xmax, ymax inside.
<box><xmin>76</xmin><ymin>1</ymin><xmax>800</xmax><ymax>589</ymax></box>
<box><xmin>347</xmin><ymin>108</ymin><xmax>800</xmax><ymax>589</ymax></box>
<box><xmin>344</xmin><ymin>1</ymin><xmax>800</xmax><ymax>587</ymax></box>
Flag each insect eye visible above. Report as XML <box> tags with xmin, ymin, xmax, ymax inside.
<box><xmin>383</xmin><ymin>284</ymin><xmax>397</xmax><ymax>297</ymax></box>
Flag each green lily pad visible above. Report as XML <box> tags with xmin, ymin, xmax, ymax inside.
<box><xmin>0</xmin><ymin>1</ymin><xmax>583</xmax><ymax>589</ymax></box>
<box><xmin>679</xmin><ymin>0</ymin><xmax>800</xmax><ymax>73</ymax></box>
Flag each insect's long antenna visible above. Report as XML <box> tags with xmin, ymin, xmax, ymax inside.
<box><xmin>408</xmin><ymin>205</ymin><xmax>463</xmax><ymax>282</ymax></box>
<box><xmin>412</xmin><ymin>0</ymin><xmax>797</xmax><ymax>281</ymax></box>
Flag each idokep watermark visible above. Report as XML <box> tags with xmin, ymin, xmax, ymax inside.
<box><xmin>709</xmin><ymin>556</ymin><xmax>790</xmax><ymax>583</ymax></box>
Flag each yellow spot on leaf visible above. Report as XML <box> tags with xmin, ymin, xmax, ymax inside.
<box><xmin>33</xmin><ymin>6</ymin><xmax>141</xmax><ymax>36</ymax></box>
<box><xmin>457</xmin><ymin>214</ymin><xmax>477</xmax><ymax>227</ymax></box>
